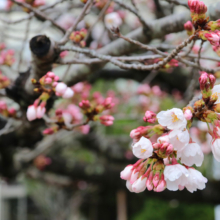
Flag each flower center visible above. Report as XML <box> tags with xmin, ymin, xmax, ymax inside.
<box><xmin>171</xmin><ymin>113</ymin><xmax>179</xmax><ymax>123</ymax></box>
<box><xmin>141</xmin><ymin>149</ymin><xmax>146</xmax><ymax>153</ymax></box>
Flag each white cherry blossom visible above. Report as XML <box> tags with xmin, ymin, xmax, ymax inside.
<box><xmin>211</xmin><ymin>138</ymin><xmax>220</xmax><ymax>162</ymax></box>
<box><xmin>157</xmin><ymin>108</ymin><xmax>187</xmax><ymax>130</ymax></box>
<box><xmin>164</xmin><ymin>164</ymin><xmax>189</xmax><ymax>191</ymax></box>
<box><xmin>185</xmin><ymin>168</ymin><xmax>207</xmax><ymax>193</ymax></box>
<box><xmin>132</xmin><ymin>136</ymin><xmax>153</xmax><ymax>159</ymax></box>
<box><xmin>180</xmin><ymin>143</ymin><xmax>204</xmax><ymax>167</ymax></box>
<box><xmin>104</xmin><ymin>12</ymin><xmax>122</xmax><ymax>29</ymax></box>
<box><xmin>168</xmin><ymin>129</ymin><xmax>190</xmax><ymax>155</ymax></box>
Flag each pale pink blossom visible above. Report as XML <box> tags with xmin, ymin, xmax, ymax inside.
<box><xmin>211</xmin><ymin>138</ymin><xmax>220</xmax><ymax>162</ymax></box>
<box><xmin>180</xmin><ymin>142</ymin><xmax>204</xmax><ymax>167</ymax></box>
<box><xmin>157</xmin><ymin>108</ymin><xmax>187</xmax><ymax>130</ymax></box>
<box><xmin>132</xmin><ymin>137</ymin><xmax>153</xmax><ymax>159</ymax></box>
<box><xmin>104</xmin><ymin>12</ymin><xmax>122</xmax><ymax>29</ymax></box>
<box><xmin>185</xmin><ymin>168</ymin><xmax>207</xmax><ymax>193</ymax></box>
<box><xmin>126</xmin><ymin>180</ymin><xmax>134</xmax><ymax>192</ymax></box>
<box><xmin>164</xmin><ymin>164</ymin><xmax>189</xmax><ymax>191</ymax></box>
<box><xmin>36</xmin><ymin>106</ymin><xmax>46</xmax><ymax>119</ymax></box>
<box><xmin>62</xmin><ymin>87</ymin><xmax>74</xmax><ymax>99</ymax></box>
<box><xmin>55</xmin><ymin>83</ymin><xmax>67</xmax><ymax>94</ymax></box>
<box><xmin>168</xmin><ymin>129</ymin><xmax>190</xmax><ymax>154</ymax></box>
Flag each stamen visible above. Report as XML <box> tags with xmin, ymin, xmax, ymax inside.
<box><xmin>141</xmin><ymin>149</ymin><xmax>146</xmax><ymax>153</ymax></box>
<box><xmin>171</xmin><ymin>113</ymin><xmax>179</xmax><ymax>123</ymax></box>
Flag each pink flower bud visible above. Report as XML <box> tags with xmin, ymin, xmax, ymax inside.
<box><xmin>79</xmin><ymin>100</ymin><xmax>91</xmax><ymax>110</ymax></box>
<box><xmin>130</xmin><ymin>126</ymin><xmax>149</xmax><ymax>140</ymax></box>
<box><xmin>44</xmin><ymin>77</ymin><xmax>52</xmax><ymax>84</ymax></box>
<box><xmin>27</xmin><ymin>105</ymin><xmax>37</xmax><ymax>121</ymax></box>
<box><xmin>54</xmin><ymin>76</ymin><xmax>59</xmax><ymax>82</ymax></box>
<box><xmin>52</xmin><ymin>82</ymin><xmax>58</xmax><ymax>87</ymax></box>
<box><xmin>209</xmin><ymin>74</ymin><xmax>216</xmax><ymax>89</ymax></box>
<box><xmin>130</xmin><ymin>169</ymin><xmax>139</xmax><ymax>184</ymax></box>
<box><xmin>47</xmin><ymin>71</ymin><xmax>55</xmax><ymax>78</ymax></box>
<box><xmin>143</xmin><ymin>111</ymin><xmax>156</xmax><ymax>123</ymax></box>
<box><xmin>199</xmin><ymin>72</ymin><xmax>209</xmax><ymax>90</ymax></box>
<box><xmin>103</xmin><ymin>97</ymin><xmax>115</xmax><ymax>109</ymax></box>
<box><xmin>184</xmin><ymin>21</ymin><xmax>194</xmax><ymax>32</ymax></box>
<box><xmin>36</xmin><ymin>106</ymin><xmax>46</xmax><ymax>119</ymax></box>
<box><xmin>59</xmin><ymin>51</ymin><xmax>68</xmax><ymax>58</ymax></box>
<box><xmin>188</xmin><ymin>0</ymin><xmax>199</xmax><ymax>12</ymax></box>
<box><xmin>204</xmin><ymin>32</ymin><xmax>220</xmax><ymax>47</ymax></box>
<box><xmin>8</xmin><ymin>108</ymin><xmax>16</xmax><ymax>116</ymax></box>
<box><xmin>120</xmin><ymin>165</ymin><xmax>133</xmax><ymax>180</ymax></box>
<box><xmin>184</xmin><ymin>109</ymin><xmax>193</xmax><ymax>120</ymax></box>
<box><xmin>154</xmin><ymin>179</ymin><xmax>166</xmax><ymax>192</ymax></box>
<box><xmin>43</xmin><ymin>128</ymin><xmax>54</xmax><ymax>135</ymax></box>
<box><xmin>166</xmin><ymin>144</ymin><xmax>174</xmax><ymax>154</ymax></box>
<box><xmin>62</xmin><ymin>87</ymin><xmax>74</xmax><ymax>99</ymax></box>
<box><xmin>152</xmin><ymin>173</ymin><xmax>160</xmax><ymax>188</ymax></box>
<box><xmin>146</xmin><ymin>178</ymin><xmax>153</xmax><ymax>191</ymax></box>
<box><xmin>100</xmin><ymin>115</ymin><xmax>114</xmax><ymax>126</ymax></box>
<box><xmin>195</xmin><ymin>1</ymin><xmax>207</xmax><ymax>15</ymax></box>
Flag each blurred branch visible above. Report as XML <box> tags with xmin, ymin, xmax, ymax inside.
<box><xmin>58</xmin><ymin>0</ymin><xmax>93</xmax><ymax>45</ymax></box>
<box><xmin>10</xmin><ymin>0</ymin><xmax>65</xmax><ymax>33</ymax></box>
<box><xmin>113</xmin><ymin>0</ymin><xmax>150</xmax><ymax>30</ymax></box>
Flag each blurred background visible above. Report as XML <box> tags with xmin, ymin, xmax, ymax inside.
<box><xmin>0</xmin><ymin>0</ymin><xmax>220</xmax><ymax>219</ymax></box>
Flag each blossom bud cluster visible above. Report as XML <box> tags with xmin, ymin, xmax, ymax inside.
<box><xmin>7</xmin><ymin>0</ymin><xmax>45</xmax><ymax>10</ymax></box>
<box><xmin>79</xmin><ymin>95</ymin><xmax>115</xmax><ymax>126</ymax></box>
<box><xmin>198</xmin><ymin>72</ymin><xmax>216</xmax><ymax>103</ymax></box>
<box><xmin>0</xmin><ymin>71</ymin><xmax>10</xmax><ymax>89</ymax></box>
<box><xmin>0</xmin><ymin>49</ymin><xmax>15</xmax><ymax>66</ymax></box>
<box><xmin>27</xmin><ymin>97</ymin><xmax>47</xmax><ymax>121</ymax></box>
<box><xmin>43</xmin><ymin>104</ymin><xmax>90</xmax><ymax>135</ymax></box>
<box><xmin>27</xmin><ymin>72</ymin><xmax>75</xmax><ymax>122</ymax></box>
<box><xmin>188</xmin><ymin>0</ymin><xmax>208</xmax><ymax>25</ymax></box>
<box><xmin>121</xmin><ymin>106</ymin><xmax>207</xmax><ymax>193</ymax></box>
<box><xmin>0</xmin><ymin>101</ymin><xmax>17</xmax><ymax>118</ymax></box>
<box><xmin>69</xmin><ymin>28</ymin><xmax>87</xmax><ymax>47</ymax></box>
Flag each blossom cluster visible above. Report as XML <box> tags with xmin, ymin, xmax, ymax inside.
<box><xmin>69</xmin><ymin>28</ymin><xmax>87</xmax><ymax>48</ymax></box>
<box><xmin>27</xmin><ymin>71</ymin><xmax>74</xmax><ymax>121</ymax></box>
<box><xmin>7</xmin><ymin>0</ymin><xmax>45</xmax><ymax>10</ymax></box>
<box><xmin>120</xmin><ymin>72</ymin><xmax>220</xmax><ymax>193</ymax></box>
<box><xmin>27</xmin><ymin>71</ymin><xmax>116</xmax><ymax>135</ymax></box>
<box><xmin>0</xmin><ymin>100</ymin><xmax>17</xmax><ymax>118</ymax></box>
<box><xmin>186</xmin><ymin>0</ymin><xmax>220</xmax><ymax>56</ymax></box>
<box><xmin>0</xmin><ymin>49</ymin><xmax>15</xmax><ymax>67</ymax></box>
<box><xmin>0</xmin><ymin>71</ymin><xmax>10</xmax><ymax>89</ymax></box>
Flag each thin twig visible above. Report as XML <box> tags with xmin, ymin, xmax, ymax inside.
<box><xmin>10</xmin><ymin>0</ymin><xmax>65</xmax><ymax>33</ymax></box>
<box><xmin>113</xmin><ymin>0</ymin><xmax>150</xmax><ymax>30</ymax></box>
<box><xmin>84</xmin><ymin>0</ymin><xmax>112</xmax><ymax>42</ymax></box>
<box><xmin>59</xmin><ymin>0</ymin><xmax>93</xmax><ymax>45</ymax></box>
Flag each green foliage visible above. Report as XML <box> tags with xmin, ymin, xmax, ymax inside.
<box><xmin>132</xmin><ymin>198</ymin><xmax>214</xmax><ymax>220</ymax></box>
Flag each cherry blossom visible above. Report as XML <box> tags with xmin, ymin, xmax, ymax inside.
<box><xmin>157</xmin><ymin>108</ymin><xmax>187</xmax><ymax>130</ymax></box>
<box><xmin>132</xmin><ymin>137</ymin><xmax>153</xmax><ymax>159</ymax></box>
